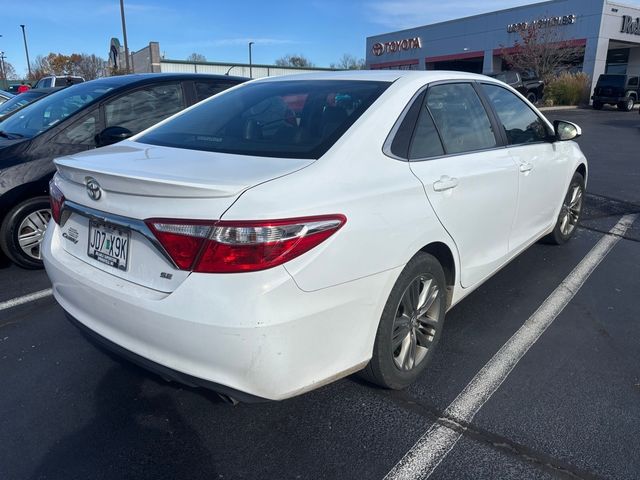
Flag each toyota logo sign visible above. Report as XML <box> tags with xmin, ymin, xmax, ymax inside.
<box><xmin>86</xmin><ymin>177</ymin><xmax>102</xmax><ymax>201</ymax></box>
<box><xmin>372</xmin><ymin>43</ymin><xmax>384</xmax><ymax>56</ymax></box>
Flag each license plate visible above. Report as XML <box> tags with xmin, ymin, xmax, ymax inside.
<box><xmin>87</xmin><ymin>220</ymin><xmax>130</xmax><ymax>271</ymax></box>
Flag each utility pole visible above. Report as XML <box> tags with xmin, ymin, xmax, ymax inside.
<box><xmin>119</xmin><ymin>0</ymin><xmax>131</xmax><ymax>73</ymax></box>
<box><xmin>20</xmin><ymin>25</ymin><xmax>32</xmax><ymax>80</ymax></box>
<box><xmin>248</xmin><ymin>41</ymin><xmax>254</xmax><ymax>79</ymax></box>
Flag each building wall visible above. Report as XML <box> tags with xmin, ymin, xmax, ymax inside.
<box><xmin>130</xmin><ymin>42</ymin><xmax>161</xmax><ymax>74</ymax></box>
<box><xmin>159</xmin><ymin>60</ymin><xmax>336</xmax><ymax>78</ymax></box>
<box><xmin>366</xmin><ymin>0</ymin><xmax>640</xmax><ymax>93</ymax></box>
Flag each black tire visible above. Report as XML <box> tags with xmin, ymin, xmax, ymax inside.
<box><xmin>360</xmin><ymin>252</ymin><xmax>446</xmax><ymax>390</ymax></box>
<box><xmin>526</xmin><ymin>91</ymin><xmax>538</xmax><ymax>104</ymax></box>
<box><xmin>618</xmin><ymin>97</ymin><xmax>634</xmax><ymax>111</ymax></box>
<box><xmin>0</xmin><ymin>196</ymin><xmax>51</xmax><ymax>269</ymax></box>
<box><xmin>542</xmin><ymin>172</ymin><xmax>585</xmax><ymax>245</ymax></box>
<box><xmin>592</xmin><ymin>101</ymin><xmax>603</xmax><ymax>110</ymax></box>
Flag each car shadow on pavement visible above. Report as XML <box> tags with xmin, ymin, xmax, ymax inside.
<box><xmin>29</xmin><ymin>365</ymin><xmax>220</xmax><ymax>480</ymax></box>
<box><xmin>0</xmin><ymin>251</ymin><xmax>11</xmax><ymax>269</ymax></box>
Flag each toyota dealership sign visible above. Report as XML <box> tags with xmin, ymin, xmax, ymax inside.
<box><xmin>372</xmin><ymin>37</ymin><xmax>422</xmax><ymax>56</ymax></box>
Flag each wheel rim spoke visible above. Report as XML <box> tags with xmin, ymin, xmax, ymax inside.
<box><xmin>17</xmin><ymin>209</ymin><xmax>51</xmax><ymax>260</ymax></box>
<box><xmin>18</xmin><ymin>231</ymin><xmax>41</xmax><ymax>248</ymax></box>
<box><xmin>392</xmin><ymin>273</ymin><xmax>442</xmax><ymax>371</ymax></box>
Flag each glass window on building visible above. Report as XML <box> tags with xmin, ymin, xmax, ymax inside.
<box><xmin>374</xmin><ymin>63</ymin><xmax>419</xmax><ymax>70</ymax></box>
<box><xmin>606</xmin><ymin>48</ymin><xmax>629</xmax><ymax>74</ymax></box>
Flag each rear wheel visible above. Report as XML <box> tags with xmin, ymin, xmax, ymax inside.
<box><xmin>0</xmin><ymin>196</ymin><xmax>51</xmax><ymax>269</ymax></box>
<box><xmin>543</xmin><ymin>172</ymin><xmax>584</xmax><ymax>245</ymax></box>
<box><xmin>592</xmin><ymin>101</ymin><xmax>603</xmax><ymax>110</ymax></box>
<box><xmin>526</xmin><ymin>91</ymin><xmax>538</xmax><ymax>104</ymax></box>
<box><xmin>618</xmin><ymin>97</ymin><xmax>634</xmax><ymax>111</ymax></box>
<box><xmin>360</xmin><ymin>252</ymin><xmax>446</xmax><ymax>389</ymax></box>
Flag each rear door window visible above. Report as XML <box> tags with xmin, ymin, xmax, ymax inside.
<box><xmin>103</xmin><ymin>82</ymin><xmax>185</xmax><ymax>133</ymax></box>
<box><xmin>138</xmin><ymin>80</ymin><xmax>389</xmax><ymax>159</ymax></box>
<box><xmin>194</xmin><ymin>81</ymin><xmax>239</xmax><ymax>102</ymax></box>
<box><xmin>425</xmin><ymin>83</ymin><xmax>497</xmax><ymax>155</ymax></box>
<box><xmin>409</xmin><ymin>97</ymin><xmax>445</xmax><ymax>159</ymax></box>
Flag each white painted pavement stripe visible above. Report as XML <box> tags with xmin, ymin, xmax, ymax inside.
<box><xmin>0</xmin><ymin>288</ymin><xmax>53</xmax><ymax>312</ymax></box>
<box><xmin>385</xmin><ymin>213</ymin><xmax>638</xmax><ymax>480</ymax></box>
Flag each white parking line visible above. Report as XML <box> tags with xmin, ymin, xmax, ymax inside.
<box><xmin>0</xmin><ymin>288</ymin><xmax>53</xmax><ymax>312</ymax></box>
<box><xmin>385</xmin><ymin>213</ymin><xmax>638</xmax><ymax>480</ymax></box>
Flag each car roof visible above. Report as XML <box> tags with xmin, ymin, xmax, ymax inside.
<box><xmin>84</xmin><ymin>72</ymin><xmax>248</xmax><ymax>90</ymax></box>
<box><xmin>251</xmin><ymin>70</ymin><xmax>492</xmax><ymax>84</ymax></box>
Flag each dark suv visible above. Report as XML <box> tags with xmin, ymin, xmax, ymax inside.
<box><xmin>487</xmin><ymin>70</ymin><xmax>544</xmax><ymax>104</ymax></box>
<box><xmin>592</xmin><ymin>74</ymin><xmax>639</xmax><ymax>111</ymax></box>
<box><xmin>0</xmin><ymin>73</ymin><xmax>246</xmax><ymax>268</ymax></box>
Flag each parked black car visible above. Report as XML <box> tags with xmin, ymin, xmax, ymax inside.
<box><xmin>0</xmin><ymin>73</ymin><xmax>246</xmax><ymax>268</ymax></box>
<box><xmin>0</xmin><ymin>87</ymin><xmax>63</xmax><ymax>121</ymax></box>
<box><xmin>487</xmin><ymin>70</ymin><xmax>545</xmax><ymax>104</ymax></box>
<box><xmin>591</xmin><ymin>74</ymin><xmax>639</xmax><ymax>111</ymax></box>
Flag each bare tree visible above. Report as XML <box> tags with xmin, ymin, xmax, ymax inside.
<box><xmin>1</xmin><ymin>61</ymin><xmax>19</xmax><ymax>80</ymax></box>
<box><xmin>499</xmin><ymin>20</ymin><xmax>584</xmax><ymax>82</ymax></box>
<box><xmin>275</xmin><ymin>54</ymin><xmax>314</xmax><ymax>68</ymax></box>
<box><xmin>186</xmin><ymin>52</ymin><xmax>206</xmax><ymax>62</ymax></box>
<box><xmin>330</xmin><ymin>54</ymin><xmax>365</xmax><ymax>70</ymax></box>
<box><xmin>76</xmin><ymin>54</ymin><xmax>107</xmax><ymax>80</ymax></box>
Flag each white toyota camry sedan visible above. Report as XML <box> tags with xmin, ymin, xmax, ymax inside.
<box><xmin>43</xmin><ymin>71</ymin><xmax>587</xmax><ymax>402</ymax></box>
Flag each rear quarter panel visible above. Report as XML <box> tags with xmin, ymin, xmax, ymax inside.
<box><xmin>222</xmin><ymin>78</ymin><xmax>460</xmax><ymax>293</ymax></box>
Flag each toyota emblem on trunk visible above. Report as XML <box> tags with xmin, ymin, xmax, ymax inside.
<box><xmin>86</xmin><ymin>177</ymin><xmax>102</xmax><ymax>201</ymax></box>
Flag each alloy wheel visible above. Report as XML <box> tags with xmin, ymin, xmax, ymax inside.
<box><xmin>559</xmin><ymin>184</ymin><xmax>583</xmax><ymax>237</ymax></box>
<box><xmin>392</xmin><ymin>274</ymin><xmax>441</xmax><ymax>371</ymax></box>
<box><xmin>17</xmin><ymin>209</ymin><xmax>51</xmax><ymax>260</ymax></box>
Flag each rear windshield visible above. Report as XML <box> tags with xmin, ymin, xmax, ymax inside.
<box><xmin>137</xmin><ymin>80</ymin><xmax>390</xmax><ymax>159</ymax></box>
<box><xmin>597</xmin><ymin>75</ymin><xmax>625</xmax><ymax>88</ymax></box>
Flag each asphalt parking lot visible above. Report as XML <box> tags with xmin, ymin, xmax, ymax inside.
<box><xmin>1</xmin><ymin>108</ymin><xmax>639</xmax><ymax>480</ymax></box>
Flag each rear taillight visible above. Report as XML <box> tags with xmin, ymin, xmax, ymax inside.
<box><xmin>49</xmin><ymin>180</ymin><xmax>65</xmax><ymax>225</ymax></box>
<box><xmin>145</xmin><ymin>215</ymin><xmax>346</xmax><ymax>273</ymax></box>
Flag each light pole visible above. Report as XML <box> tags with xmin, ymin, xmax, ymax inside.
<box><xmin>248</xmin><ymin>41</ymin><xmax>254</xmax><ymax>78</ymax></box>
<box><xmin>119</xmin><ymin>0</ymin><xmax>131</xmax><ymax>73</ymax></box>
<box><xmin>19</xmin><ymin>25</ymin><xmax>32</xmax><ymax>80</ymax></box>
<box><xmin>0</xmin><ymin>34</ymin><xmax>5</xmax><ymax>89</ymax></box>
<box><xmin>0</xmin><ymin>51</ymin><xmax>7</xmax><ymax>90</ymax></box>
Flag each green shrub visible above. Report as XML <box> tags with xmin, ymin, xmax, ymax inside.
<box><xmin>543</xmin><ymin>72</ymin><xmax>591</xmax><ymax>106</ymax></box>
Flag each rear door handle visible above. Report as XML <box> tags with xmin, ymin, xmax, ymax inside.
<box><xmin>519</xmin><ymin>162</ymin><xmax>533</xmax><ymax>173</ymax></box>
<box><xmin>433</xmin><ymin>176</ymin><xmax>459</xmax><ymax>192</ymax></box>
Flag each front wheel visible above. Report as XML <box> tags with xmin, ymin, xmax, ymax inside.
<box><xmin>542</xmin><ymin>172</ymin><xmax>585</xmax><ymax>245</ymax></box>
<box><xmin>360</xmin><ymin>252</ymin><xmax>446</xmax><ymax>390</ymax></box>
<box><xmin>0</xmin><ymin>196</ymin><xmax>51</xmax><ymax>269</ymax></box>
<box><xmin>592</xmin><ymin>101</ymin><xmax>603</xmax><ymax>110</ymax></box>
<box><xmin>526</xmin><ymin>91</ymin><xmax>538</xmax><ymax>104</ymax></box>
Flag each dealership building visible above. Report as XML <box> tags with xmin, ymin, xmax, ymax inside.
<box><xmin>366</xmin><ymin>0</ymin><xmax>640</xmax><ymax>92</ymax></box>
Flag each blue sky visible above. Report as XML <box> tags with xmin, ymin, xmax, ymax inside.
<box><xmin>0</xmin><ymin>0</ymin><xmax>584</xmax><ymax>77</ymax></box>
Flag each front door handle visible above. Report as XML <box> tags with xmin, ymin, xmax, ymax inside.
<box><xmin>519</xmin><ymin>162</ymin><xmax>533</xmax><ymax>173</ymax></box>
<box><xmin>433</xmin><ymin>176</ymin><xmax>459</xmax><ymax>192</ymax></box>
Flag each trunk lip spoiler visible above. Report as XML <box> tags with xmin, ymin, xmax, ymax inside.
<box><xmin>60</xmin><ymin>200</ymin><xmax>179</xmax><ymax>269</ymax></box>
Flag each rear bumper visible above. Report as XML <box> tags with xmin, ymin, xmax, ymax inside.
<box><xmin>43</xmin><ymin>222</ymin><xmax>399</xmax><ymax>400</ymax></box>
<box><xmin>65</xmin><ymin>312</ymin><xmax>268</xmax><ymax>403</ymax></box>
<box><xmin>591</xmin><ymin>95</ymin><xmax>626</xmax><ymax>103</ymax></box>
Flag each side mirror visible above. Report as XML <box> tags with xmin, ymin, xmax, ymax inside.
<box><xmin>554</xmin><ymin>120</ymin><xmax>581</xmax><ymax>141</ymax></box>
<box><xmin>96</xmin><ymin>126</ymin><xmax>133</xmax><ymax>147</ymax></box>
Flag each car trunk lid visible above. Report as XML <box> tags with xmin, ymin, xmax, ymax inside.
<box><xmin>53</xmin><ymin>141</ymin><xmax>314</xmax><ymax>292</ymax></box>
